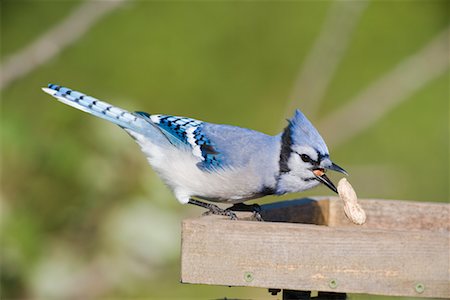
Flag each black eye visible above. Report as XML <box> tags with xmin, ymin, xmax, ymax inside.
<box><xmin>300</xmin><ymin>154</ymin><xmax>312</xmax><ymax>163</ymax></box>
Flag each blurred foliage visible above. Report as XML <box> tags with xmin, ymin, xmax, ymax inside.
<box><xmin>1</xmin><ymin>0</ymin><xmax>448</xmax><ymax>299</ymax></box>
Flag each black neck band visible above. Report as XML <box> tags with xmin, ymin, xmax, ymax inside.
<box><xmin>279</xmin><ymin>124</ymin><xmax>293</xmax><ymax>174</ymax></box>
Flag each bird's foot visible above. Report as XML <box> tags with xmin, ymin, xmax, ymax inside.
<box><xmin>252</xmin><ymin>211</ymin><xmax>264</xmax><ymax>222</ymax></box>
<box><xmin>202</xmin><ymin>205</ymin><xmax>237</xmax><ymax>220</ymax></box>
<box><xmin>188</xmin><ymin>199</ymin><xmax>238</xmax><ymax>220</ymax></box>
<box><xmin>227</xmin><ymin>203</ymin><xmax>264</xmax><ymax>221</ymax></box>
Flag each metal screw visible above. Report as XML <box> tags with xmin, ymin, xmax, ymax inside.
<box><xmin>329</xmin><ymin>279</ymin><xmax>338</xmax><ymax>289</ymax></box>
<box><xmin>244</xmin><ymin>272</ymin><xmax>254</xmax><ymax>282</ymax></box>
<box><xmin>415</xmin><ymin>283</ymin><xmax>425</xmax><ymax>294</ymax></box>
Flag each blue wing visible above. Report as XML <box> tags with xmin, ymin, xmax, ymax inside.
<box><xmin>190</xmin><ymin>125</ymin><xmax>223</xmax><ymax>170</ymax></box>
<box><xmin>135</xmin><ymin>112</ymin><xmax>223</xmax><ymax>171</ymax></box>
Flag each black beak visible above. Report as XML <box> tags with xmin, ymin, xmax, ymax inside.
<box><xmin>327</xmin><ymin>162</ymin><xmax>348</xmax><ymax>176</ymax></box>
<box><xmin>313</xmin><ymin>161</ymin><xmax>347</xmax><ymax>194</ymax></box>
<box><xmin>315</xmin><ymin>172</ymin><xmax>338</xmax><ymax>194</ymax></box>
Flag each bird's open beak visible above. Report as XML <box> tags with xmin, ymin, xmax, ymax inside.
<box><xmin>312</xmin><ymin>162</ymin><xmax>347</xmax><ymax>194</ymax></box>
<box><xmin>313</xmin><ymin>169</ymin><xmax>338</xmax><ymax>193</ymax></box>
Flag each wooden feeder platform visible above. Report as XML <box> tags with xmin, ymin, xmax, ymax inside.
<box><xmin>181</xmin><ymin>197</ymin><xmax>449</xmax><ymax>299</ymax></box>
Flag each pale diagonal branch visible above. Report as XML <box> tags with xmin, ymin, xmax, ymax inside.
<box><xmin>318</xmin><ymin>26</ymin><xmax>450</xmax><ymax>148</ymax></box>
<box><xmin>0</xmin><ymin>0</ymin><xmax>127</xmax><ymax>90</ymax></box>
<box><xmin>285</xmin><ymin>0</ymin><xmax>369</xmax><ymax>119</ymax></box>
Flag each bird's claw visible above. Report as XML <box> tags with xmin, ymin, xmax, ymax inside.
<box><xmin>252</xmin><ymin>211</ymin><xmax>264</xmax><ymax>222</ymax></box>
<box><xmin>227</xmin><ymin>203</ymin><xmax>264</xmax><ymax>221</ymax></box>
<box><xmin>202</xmin><ymin>205</ymin><xmax>237</xmax><ymax>220</ymax></box>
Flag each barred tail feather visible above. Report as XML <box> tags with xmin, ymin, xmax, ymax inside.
<box><xmin>43</xmin><ymin>84</ymin><xmax>144</xmax><ymax>132</ymax></box>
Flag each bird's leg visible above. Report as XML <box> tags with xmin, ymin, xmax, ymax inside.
<box><xmin>227</xmin><ymin>202</ymin><xmax>261</xmax><ymax>212</ymax></box>
<box><xmin>188</xmin><ymin>199</ymin><xmax>237</xmax><ymax>220</ymax></box>
<box><xmin>227</xmin><ymin>203</ymin><xmax>263</xmax><ymax>221</ymax></box>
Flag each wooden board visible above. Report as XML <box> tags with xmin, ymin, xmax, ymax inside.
<box><xmin>181</xmin><ymin>198</ymin><xmax>450</xmax><ymax>298</ymax></box>
<box><xmin>259</xmin><ymin>197</ymin><xmax>450</xmax><ymax>231</ymax></box>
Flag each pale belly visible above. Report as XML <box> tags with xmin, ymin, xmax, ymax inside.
<box><xmin>129</xmin><ymin>131</ymin><xmax>275</xmax><ymax>204</ymax></box>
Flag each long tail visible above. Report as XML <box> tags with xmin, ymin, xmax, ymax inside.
<box><xmin>43</xmin><ymin>84</ymin><xmax>149</xmax><ymax>134</ymax></box>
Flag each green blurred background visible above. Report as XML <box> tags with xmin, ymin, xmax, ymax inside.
<box><xmin>1</xmin><ymin>0</ymin><xmax>448</xmax><ymax>299</ymax></box>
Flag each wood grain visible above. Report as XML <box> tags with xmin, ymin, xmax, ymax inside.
<box><xmin>181</xmin><ymin>198</ymin><xmax>450</xmax><ymax>298</ymax></box>
<box><xmin>327</xmin><ymin>197</ymin><xmax>449</xmax><ymax>232</ymax></box>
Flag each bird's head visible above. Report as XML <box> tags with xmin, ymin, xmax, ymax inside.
<box><xmin>277</xmin><ymin>109</ymin><xmax>347</xmax><ymax>194</ymax></box>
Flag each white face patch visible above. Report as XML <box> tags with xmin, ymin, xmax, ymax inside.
<box><xmin>277</xmin><ymin>144</ymin><xmax>322</xmax><ymax>194</ymax></box>
<box><xmin>292</xmin><ymin>145</ymin><xmax>319</xmax><ymax>161</ymax></box>
<box><xmin>185</xmin><ymin>126</ymin><xmax>204</xmax><ymax>160</ymax></box>
<box><xmin>287</xmin><ymin>153</ymin><xmax>313</xmax><ymax>177</ymax></box>
<box><xmin>277</xmin><ymin>171</ymin><xmax>320</xmax><ymax>193</ymax></box>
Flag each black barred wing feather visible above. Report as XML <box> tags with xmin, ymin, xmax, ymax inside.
<box><xmin>135</xmin><ymin>112</ymin><xmax>223</xmax><ymax>171</ymax></box>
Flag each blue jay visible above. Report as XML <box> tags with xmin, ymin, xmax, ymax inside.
<box><xmin>42</xmin><ymin>84</ymin><xmax>347</xmax><ymax>218</ymax></box>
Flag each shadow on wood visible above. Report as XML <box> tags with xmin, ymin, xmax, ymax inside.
<box><xmin>260</xmin><ymin>198</ymin><xmax>329</xmax><ymax>225</ymax></box>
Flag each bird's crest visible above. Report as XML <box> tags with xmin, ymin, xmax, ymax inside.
<box><xmin>286</xmin><ymin>109</ymin><xmax>329</xmax><ymax>156</ymax></box>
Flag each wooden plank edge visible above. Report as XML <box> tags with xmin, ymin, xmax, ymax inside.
<box><xmin>180</xmin><ymin>217</ymin><xmax>450</xmax><ymax>298</ymax></box>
